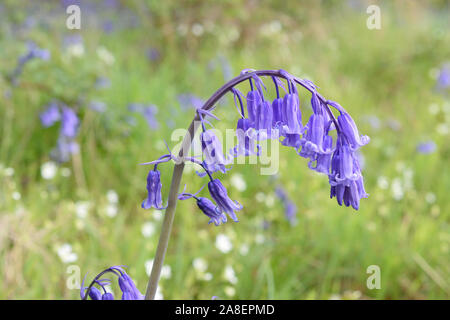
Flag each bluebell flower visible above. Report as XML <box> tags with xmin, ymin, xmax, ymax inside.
<box><xmin>81</xmin><ymin>266</ymin><xmax>143</xmax><ymax>300</ymax></box>
<box><xmin>329</xmin><ymin>136</ymin><xmax>368</xmax><ymax>210</ymax></box>
<box><xmin>40</xmin><ymin>102</ymin><xmax>60</xmax><ymax>127</ymax></box>
<box><xmin>178</xmin><ymin>187</ymin><xmax>228</xmax><ymax>226</ymax></box>
<box><xmin>327</xmin><ymin>100</ymin><xmax>370</xmax><ymax>150</ymax></box>
<box><xmin>271</xmin><ymin>97</ymin><xmax>284</xmax><ymax>129</ymax></box>
<box><xmin>208</xmin><ymin>179</ymin><xmax>242</xmax><ymax>222</ymax></box>
<box><xmin>142</xmin><ymin>169</ymin><xmax>166</xmax><ymax>210</ymax></box>
<box><xmin>282</xmin><ymin>92</ymin><xmax>302</xmax><ymax>135</ymax></box>
<box><xmin>416</xmin><ymin>141</ymin><xmax>436</xmax><ymax>154</ymax></box>
<box><xmin>200</xmin><ymin>129</ymin><xmax>230</xmax><ymax>172</ymax></box>
<box><xmin>61</xmin><ymin>107</ymin><xmax>79</xmax><ymax>138</ymax></box>
<box><xmin>246</xmin><ymin>89</ymin><xmax>261</xmax><ymax>125</ymax></box>
<box><xmin>141</xmin><ymin>151</ymin><xmax>174</xmax><ymax>210</ymax></box>
<box><xmin>231</xmin><ymin>118</ymin><xmax>261</xmax><ymax>157</ymax></box>
<box><xmin>113</xmin><ymin>267</ymin><xmax>144</xmax><ymax>300</ymax></box>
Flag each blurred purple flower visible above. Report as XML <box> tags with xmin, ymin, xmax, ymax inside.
<box><xmin>40</xmin><ymin>102</ymin><xmax>60</xmax><ymax>127</ymax></box>
<box><xmin>51</xmin><ymin>136</ymin><xmax>79</xmax><ymax>163</ymax></box>
<box><xmin>128</xmin><ymin>103</ymin><xmax>159</xmax><ymax>129</ymax></box>
<box><xmin>11</xmin><ymin>41</ymin><xmax>50</xmax><ymax>85</ymax></box>
<box><xmin>88</xmin><ymin>101</ymin><xmax>107</xmax><ymax>113</ymax></box>
<box><xmin>275</xmin><ymin>185</ymin><xmax>297</xmax><ymax>225</ymax></box>
<box><xmin>95</xmin><ymin>77</ymin><xmax>111</xmax><ymax>89</ymax></box>
<box><xmin>146</xmin><ymin>48</ymin><xmax>161</xmax><ymax>62</ymax></box>
<box><xmin>61</xmin><ymin>107</ymin><xmax>80</xmax><ymax>138</ymax></box>
<box><xmin>416</xmin><ymin>141</ymin><xmax>436</xmax><ymax>154</ymax></box>
<box><xmin>436</xmin><ymin>64</ymin><xmax>450</xmax><ymax>90</ymax></box>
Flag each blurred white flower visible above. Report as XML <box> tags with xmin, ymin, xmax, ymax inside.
<box><xmin>255</xmin><ymin>192</ymin><xmax>265</xmax><ymax>202</ymax></box>
<box><xmin>141</xmin><ymin>221</ymin><xmax>156</xmax><ymax>238</ymax></box>
<box><xmin>152</xmin><ymin>210</ymin><xmax>163</xmax><ymax>221</ymax></box>
<box><xmin>239</xmin><ymin>243</ymin><xmax>249</xmax><ymax>256</ymax></box>
<box><xmin>428</xmin><ymin>103</ymin><xmax>440</xmax><ymax>115</ymax></box>
<box><xmin>377</xmin><ymin>176</ymin><xmax>389</xmax><ymax>189</ymax></box>
<box><xmin>60</xmin><ymin>167</ymin><xmax>71</xmax><ymax>177</ymax></box>
<box><xmin>425</xmin><ymin>192</ymin><xmax>436</xmax><ymax>204</ymax></box>
<box><xmin>161</xmin><ymin>265</ymin><xmax>172</xmax><ymax>279</ymax></box>
<box><xmin>105</xmin><ymin>204</ymin><xmax>118</xmax><ymax>217</ymax></box>
<box><xmin>97</xmin><ymin>46</ymin><xmax>115</xmax><ymax>65</ymax></box>
<box><xmin>192</xmin><ymin>23</ymin><xmax>204</xmax><ymax>36</ymax></box>
<box><xmin>155</xmin><ymin>286</ymin><xmax>164</xmax><ymax>300</ymax></box>
<box><xmin>391</xmin><ymin>178</ymin><xmax>404</xmax><ymax>200</ymax></box>
<box><xmin>56</xmin><ymin>243</ymin><xmax>78</xmax><ymax>263</ymax></box>
<box><xmin>437</xmin><ymin>123</ymin><xmax>449</xmax><ymax>135</ymax></box>
<box><xmin>265</xmin><ymin>194</ymin><xmax>275</xmax><ymax>207</ymax></box>
<box><xmin>224</xmin><ymin>265</ymin><xmax>238</xmax><ymax>284</ymax></box>
<box><xmin>215</xmin><ymin>234</ymin><xmax>232</xmax><ymax>253</ymax></box>
<box><xmin>75</xmin><ymin>201</ymin><xmax>90</xmax><ymax>219</ymax></box>
<box><xmin>106</xmin><ymin>190</ymin><xmax>119</xmax><ymax>203</ymax></box>
<box><xmin>230</xmin><ymin>173</ymin><xmax>246</xmax><ymax>191</ymax></box>
<box><xmin>145</xmin><ymin>259</ymin><xmax>171</xmax><ymax>279</ymax></box>
<box><xmin>224</xmin><ymin>286</ymin><xmax>235</xmax><ymax>297</ymax></box>
<box><xmin>41</xmin><ymin>162</ymin><xmax>58</xmax><ymax>180</ymax></box>
<box><xmin>145</xmin><ymin>259</ymin><xmax>154</xmax><ymax>276</ymax></box>
<box><xmin>193</xmin><ymin>258</ymin><xmax>208</xmax><ymax>273</ymax></box>
<box><xmin>4</xmin><ymin>167</ymin><xmax>14</xmax><ymax>177</ymax></box>
<box><xmin>67</xmin><ymin>43</ymin><xmax>85</xmax><ymax>57</ymax></box>
<box><xmin>255</xmin><ymin>234</ymin><xmax>265</xmax><ymax>244</ymax></box>
<box><xmin>202</xmin><ymin>272</ymin><xmax>213</xmax><ymax>281</ymax></box>
<box><xmin>12</xmin><ymin>191</ymin><xmax>21</xmax><ymax>200</ymax></box>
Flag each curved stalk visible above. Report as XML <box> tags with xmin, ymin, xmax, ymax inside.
<box><xmin>144</xmin><ymin>69</ymin><xmax>339</xmax><ymax>299</ymax></box>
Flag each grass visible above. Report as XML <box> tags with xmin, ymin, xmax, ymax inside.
<box><xmin>0</xmin><ymin>1</ymin><xmax>448</xmax><ymax>299</ymax></box>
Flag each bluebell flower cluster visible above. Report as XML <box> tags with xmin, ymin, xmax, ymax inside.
<box><xmin>10</xmin><ymin>41</ymin><xmax>50</xmax><ymax>85</ymax></box>
<box><xmin>40</xmin><ymin>101</ymin><xmax>80</xmax><ymax>163</ymax></box>
<box><xmin>142</xmin><ymin>69</ymin><xmax>369</xmax><ymax>227</ymax></box>
<box><xmin>81</xmin><ymin>266</ymin><xmax>144</xmax><ymax>300</ymax></box>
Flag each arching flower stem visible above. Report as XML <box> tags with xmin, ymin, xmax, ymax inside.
<box><xmin>144</xmin><ymin>69</ymin><xmax>341</xmax><ymax>300</ymax></box>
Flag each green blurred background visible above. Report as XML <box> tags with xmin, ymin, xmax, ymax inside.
<box><xmin>0</xmin><ymin>0</ymin><xmax>449</xmax><ymax>299</ymax></box>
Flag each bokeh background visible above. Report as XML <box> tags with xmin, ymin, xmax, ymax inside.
<box><xmin>0</xmin><ymin>0</ymin><xmax>449</xmax><ymax>299</ymax></box>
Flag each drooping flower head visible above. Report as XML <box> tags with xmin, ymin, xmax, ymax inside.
<box><xmin>178</xmin><ymin>185</ymin><xmax>228</xmax><ymax>226</ymax></box>
<box><xmin>81</xmin><ymin>266</ymin><xmax>143</xmax><ymax>300</ymax></box>
<box><xmin>208</xmin><ymin>179</ymin><xmax>242</xmax><ymax>222</ymax></box>
<box><xmin>142</xmin><ymin>169</ymin><xmax>165</xmax><ymax>210</ymax></box>
<box><xmin>230</xmin><ymin>88</ymin><xmax>261</xmax><ymax>157</ymax></box>
<box><xmin>329</xmin><ymin>135</ymin><xmax>368</xmax><ymax>210</ymax></box>
<box><xmin>197</xmin><ymin>109</ymin><xmax>231</xmax><ymax>174</ymax></box>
